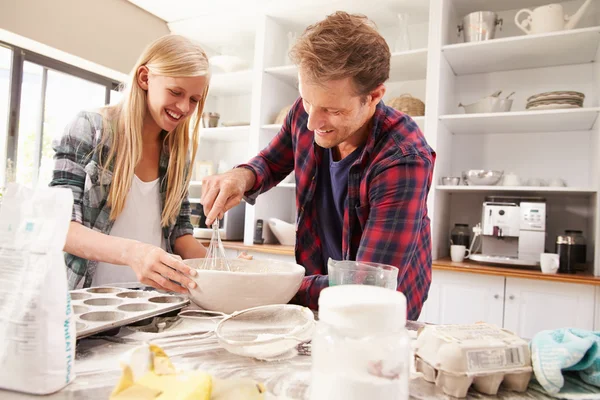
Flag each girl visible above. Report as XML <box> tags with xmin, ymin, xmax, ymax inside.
<box><xmin>51</xmin><ymin>34</ymin><xmax>215</xmax><ymax>294</ymax></box>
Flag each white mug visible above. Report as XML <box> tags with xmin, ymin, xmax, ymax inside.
<box><xmin>451</xmin><ymin>245</ymin><xmax>470</xmax><ymax>263</ymax></box>
<box><xmin>527</xmin><ymin>178</ymin><xmax>547</xmax><ymax>187</ymax></box>
<box><xmin>515</xmin><ymin>4</ymin><xmax>566</xmax><ymax>35</ymax></box>
<box><xmin>502</xmin><ymin>173</ymin><xmax>521</xmax><ymax>186</ymax></box>
<box><xmin>548</xmin><ymin>178</ymin><xmax>566</xmax><ymax>187</ymax></box>
<box><xmin>540</xmin><ymin>253</ymin><xmax>559</xmax><ymax>274</ymax></box>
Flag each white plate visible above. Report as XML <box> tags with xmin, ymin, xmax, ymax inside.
<box><xmin>527</xmin><ymin>103</ymin><xmax>582</xmax><ymax>110</ymax></box>
<box><xmin>527</xmin><ymin>91</ymin><xmax>584</xmax><ymax>102</ymax></box>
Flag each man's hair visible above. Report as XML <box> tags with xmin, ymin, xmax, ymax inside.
<box><xmin>290</xmin><ymin>11</ymin><xmax>391</xmax><ymax>96</ymax></box>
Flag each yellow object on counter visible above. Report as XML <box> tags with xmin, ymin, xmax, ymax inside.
<box><xmin>109</xmin><ymin>344</ymin><xmax>264</xmax><ymax>400</ymax></box>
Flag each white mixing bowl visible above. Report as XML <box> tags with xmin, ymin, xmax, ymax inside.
<box><xmin>183</xmin><ymin>258</ymin><xmax>305</xmax><ymax>314</ymax></box>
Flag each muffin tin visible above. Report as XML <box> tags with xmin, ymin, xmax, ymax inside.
<box><xmin>70</xmin><ymin>286</ymin><xmax>189</xmax><ymax>339</ymax></box>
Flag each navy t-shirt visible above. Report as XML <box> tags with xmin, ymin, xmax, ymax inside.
<box><xmin>315</xmin><ymin>146</ymin><xmax>363</xmax><ymax>268</ymax></box>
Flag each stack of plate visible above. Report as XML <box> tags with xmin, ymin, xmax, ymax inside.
<box><xmin>526</xmin><ymin>91</ymin><xmax>585</xmax><ymax>110</ymax></box>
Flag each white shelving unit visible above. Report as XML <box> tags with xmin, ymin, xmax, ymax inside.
<box><xmin>442</xmin><ymin>26</ymin><xmax>600</xmax><ymax>75</ymax></box>
<box><xmin>437</xmin><ymin>186</ymin><xmax>598</xmax><ymax>195</ymax></box>
<box><xmin>428</xmin><ymin>0</ymin><xmax>600</xmax><ymax>277</ymax></box>
<box><xmin>439</xmin><ymin>108</ymin><xmax>600</xmax><ymax>135</ymax></box>
<box><xmin>209</xmin><ymin>70</ymin><xmax>253</xmax><ymax>96</ymax></box>
<box><xmin>199</xmin><ymin>126</ymin><xmax>250</xmax><ymax>142</ymax></box>
<box><xmin>390</xmin><ymin>49</ymin><xmax>428</xmax><ymax>81</ymax></box>
<box><xmin>151</xmin><ymin>0</ymin><xmax>600</xmax><ymax>275</ymax></box>
<box><xmin>264</xmin><ymin>65</ymin><xmax>298</xmax><ymax>87</ymax></box>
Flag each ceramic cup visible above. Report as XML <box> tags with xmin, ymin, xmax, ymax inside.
<box><xmin>502</xmin><ymin>173</ymin><xmax>521</xmax><ymax>186</ymax></box>
<box><xmin>451</xmin><ymin>245</ymin><xmax>470</xmax><ymax>262</ymax></box>
<box><xmin>540</xmin><ymin>253</ymin><xmax>559</xmax><ymax>274</ymax></box>
<box><xmin>548</xmin><ymin>178</ymin><xmax>566</xmax><ymax>187</ymax></box>
<box><xmin>527</xmin><ymin>178</ymin><xmax>547</xmax><ymax>187</ymax></box>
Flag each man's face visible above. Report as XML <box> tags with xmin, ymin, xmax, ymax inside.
<box><xmin>298</xmin><ymin>69</ymin><xmax>374</xmax><ymax>151</ymax></box>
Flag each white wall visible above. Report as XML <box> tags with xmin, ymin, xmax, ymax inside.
<box><xmin>0</xmin><ymin>0</ymin><xmax>169</xmax><ymax>74</ymax></box>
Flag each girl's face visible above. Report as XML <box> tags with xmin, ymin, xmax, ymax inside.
<box><xmin>138</xmin><ymin>66</ymin><xmax>209</xmax><ymax>133</ymax></box>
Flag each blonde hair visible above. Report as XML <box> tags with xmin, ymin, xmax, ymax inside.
<box><xmin>100</xmin><ymin>34</ymin><xmax>209</xmax><ymax>227</ymax></box>
<box><xmin>290</xmin><ymin>11</ymin><xmax>390</xmax><ymax>96</ymax></box>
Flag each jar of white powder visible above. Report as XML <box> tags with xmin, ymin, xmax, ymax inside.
<box><xmin>310</xmin><ymin>284</ymin><xmax>410</xmax><ymax>400</ymax></box>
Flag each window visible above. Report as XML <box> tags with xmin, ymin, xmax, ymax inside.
<box><xmin>1</xmin><ymin>42</ymin><xmax>119</xmax><ymax>187</ymax></box>
<box><xmin>0</xmin><ymin>46</ymin><xmax>11</xmax><ymax>185</ymax></box>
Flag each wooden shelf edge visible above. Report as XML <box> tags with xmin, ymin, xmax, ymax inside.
<box><xmin>194</xmin><ymin>242</ymin><xmax>600</xmax><ymax>285</ymax></box>
<box><xmin>433</xmin><ymin>258</ymin><xmax>600</xmax><ymax>286</ymax></box>
<box><xmin>199</xmin><ymin>240</ymin><xmax>295</xmax><ymax>256</ymax></box>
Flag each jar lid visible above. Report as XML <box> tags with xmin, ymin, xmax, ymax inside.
<box><xmin>455</xmin><ymin>223</ymin><xmax>468</xmax><ymax>227</ymax></box>
<box><xmin>318</xmin><ymin>285</ymin><xmax>406</xmax><ymax>332</ymax></box>
<box><xmin>556</xmin><ymin>235</ymin><xmax>574</xmax><ymax>244</ymax></box>
<box><xmin>565</xmin><ymin>230</ymin><xmax>583</xmax><ymax>234</ymax></box>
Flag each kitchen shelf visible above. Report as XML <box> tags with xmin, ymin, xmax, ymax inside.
<box><xmin>264</xmin><ymin>65</ymin><xmax>297</xmax><ymax>87</ymax></box>
<box><xmin>189</xmin><ymin>197</ymin><xmax>202</xmax><ymax>203</ymax></box>
<box><xmin>261</xmin><ymin>123</ymin><xmax>283</xmax><ymax>132</ymax></box>
<box><xmin>412</xmin><ymin>116</ymin><xmax>425</xmax><ymax>131</ymax></box>
<box><xmin>442</xmin><ymin>26</ymin><xmax>600</xmax><ymax>76</ymax></box>
<box><xmin>276</xmin><ymin>182</ymin><xmax>296</xmax><ymax>188</ymax></box>
<box><xmin>199</xmin><ymin>126</ymin><xmax>250</xmax><ymax>141</ymax></box>
<box><xmin>389</xmin><ymin>48</ymin><xmax>428</xmax><ymax>81</ymax></box>
<box><xmin>264</xmin><ymin>48</ymin><xmax>428</xmax><ymax>86</ymax></box>
<box><xmin>263</xmin><ymin>117</ymin><xmax>424</xmax><ymax>133</ymax></box>
<box><xmin>436</xmin><ymin>185</ymin><xmax>597</xmax><ymax>195</ymax></box>
<box><xmin>439</xmin><ymin>107</ymin><xmax>600</xmax><ymax>135</ymax></box>
<box><xmin>209</xmin><ymin>69</ymin><xmax>253</xmax><ymax>96</ymax></box>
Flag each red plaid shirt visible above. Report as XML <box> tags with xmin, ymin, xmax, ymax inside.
<box><xmin>241</xmin><ymin>99</ymin><xmax>435</xmax><ymax>320</ymax></box>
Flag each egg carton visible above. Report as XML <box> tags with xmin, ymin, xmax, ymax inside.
<box><xmin>414</xmin><ymin>323</ymin><xmax>532</xmax><ymax>398</ymax></box>
<box><xmin>70</xmin><ymin>286</ymin><xmax>189</xmax><ymax>339</ymax></box>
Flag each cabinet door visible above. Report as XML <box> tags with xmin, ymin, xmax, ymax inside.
<box><xmin>504</xmin><ymin>278</ymin><xmax>595</xmax><ymax>340</ymax></box>
<box><xmin>594</xmin><ymin>286</ymin><xmax>600</xmax><ymax>331</ymax></box>
<box><xmin>418</xmin><ymin>270</ymin><xmax>505</xmax><ymax>326</ymax></box>
<box><xmin>596</xmin><ymin>287</ymin><xmax>600</xmax><ymax>331</ymax></box>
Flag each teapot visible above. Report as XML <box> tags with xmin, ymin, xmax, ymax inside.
<box><xmin>515</xmin><ymin>0</ymin><xmax>594</xmax><ymax>35</ymax></box>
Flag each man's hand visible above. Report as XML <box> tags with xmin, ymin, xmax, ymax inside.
<box><xmin>200</xmin><ymin>168</ymin><xmax>255</xmax><ymax>225</ymax></box>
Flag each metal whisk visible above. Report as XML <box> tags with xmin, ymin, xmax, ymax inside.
<box><xmin>200</xmin><ymin>220</ymin><xmax>232</xmax><ymax>271</ymax></box>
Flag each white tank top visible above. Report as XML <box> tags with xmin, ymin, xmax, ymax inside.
<box><xmin>92</xmin><ymin>175</ymin><xmax>166</xmax><ymax>286</ymax></box>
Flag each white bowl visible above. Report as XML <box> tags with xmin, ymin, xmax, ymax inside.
<box><xmin>183</xmin><ymin>258</ymin><xmax>305</xmax><ymax>314</ymax></box>
<box><xmin>268</xmin><ymin>218</ymin><xmax>296</xmax><ymax>246</ymax></box>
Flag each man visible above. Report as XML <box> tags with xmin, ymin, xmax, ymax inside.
<box><xmin>201</xmin><ymin>11</ymin><xmax>435</xmax><ymax>320</ymax></box>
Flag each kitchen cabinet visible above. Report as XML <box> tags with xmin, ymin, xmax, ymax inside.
<box><xmin>418</xmin><ymin>270</ymin><xmax>505</xmax><ymax>326</ymax></box>
<box><xmin>503</xmin><ymin>277</ymin><xmax>595</xmax><ymax>339</ymax></box>
<box><xmin>595</xmin><ymin>286</ymin><xmax>600</xmax><ymax>331</ymax></box>
<box><xmin>420</xmin><ymin>270</ymin><xmax>596</xmax><ymax>339</ymax></box>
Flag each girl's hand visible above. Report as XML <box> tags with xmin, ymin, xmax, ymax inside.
<box><xmin>128</xmin><ymin>242</ymin><xmax>197</xmax><ymax>294</ymax></box>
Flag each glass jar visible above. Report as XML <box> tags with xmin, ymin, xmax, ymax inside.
<box><xmin>451</xmin><ymin>223</ymin><xmax>470</xmax><ymax>247</ymax></box>
<box><xmin>311</xmin><ymin>285</ymin><xmax>410</xmax><ymax>400</ymax></box>
<box><xmin>394</xmin><ymin>13</ymin><xmax>411</xmax><ymax>52</ymax></box>
<box><xmin>564</xmin><ymin>230</ymin><xmax>586</xmax><ymax>265</ymax></box>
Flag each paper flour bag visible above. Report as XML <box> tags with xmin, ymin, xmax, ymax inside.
<box><xmin>0</xmin><ymin>183</ymin><xmax>76</xmax><ymax>394</ymax></box>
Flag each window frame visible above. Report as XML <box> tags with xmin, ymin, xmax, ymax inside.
<box><xmin>1</xmin><ymin>41</ymin><xmax>120</xmax><ymax>186</ymax></box>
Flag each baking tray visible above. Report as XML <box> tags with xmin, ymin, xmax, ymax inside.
<box><xmin>70</xmin><ymin>286</ymin><xmax>189</xmax><ymax>339</ymax></box>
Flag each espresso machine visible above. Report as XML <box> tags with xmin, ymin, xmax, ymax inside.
<box><xmin>469</xmin><ymin>196</ymin><xmax>546</xmax><ymax>267</ymax></box>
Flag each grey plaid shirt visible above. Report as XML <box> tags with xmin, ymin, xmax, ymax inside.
<box><xmin>50</xmin><ymin>111</ymin><xmax>193</xmax><ymax>289</ymax></box>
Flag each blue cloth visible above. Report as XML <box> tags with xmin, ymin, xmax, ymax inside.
<box><xmin>315</xmin><ymin>146</ymin><xmax>363</xmax><ymax>269</ymax></box>
<box><xmin>531</xmin><ymin>328</ymin><xmax>600</xmax><ymax>395</ymax></box>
